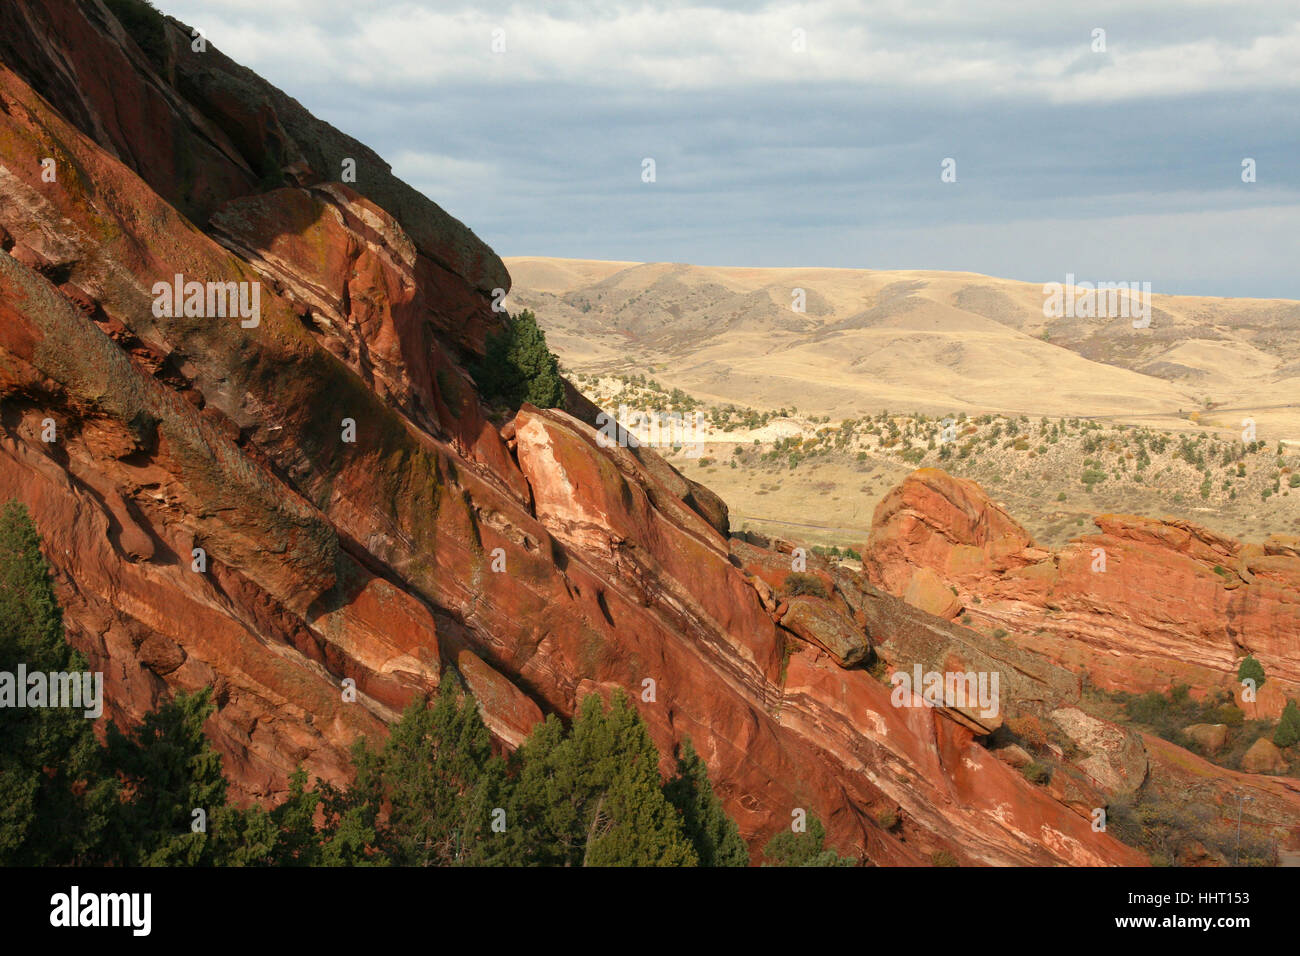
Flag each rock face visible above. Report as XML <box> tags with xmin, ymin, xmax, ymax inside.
<box><xmin>866</xmin><ymin>470</ymin><xmax>1300</xmax><ymax>721</ymax></box>
<box><xmin>866</xmin><ymin>468</ymin><xmax>1037</xmax><ymax>595</ymax></box>
<box><xmin>0</xmin><ymin>0</ymin><xmax>1200</xmax><ymax>866</ymax></box>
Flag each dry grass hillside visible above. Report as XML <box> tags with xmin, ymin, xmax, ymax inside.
<box><xmin>506</xmin><ymin>257</ymin><xmax>1300</xmax><ymax>548</ymax></box>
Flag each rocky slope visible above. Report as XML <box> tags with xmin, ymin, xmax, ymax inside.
<box><xmin>0</xmin><ymin>0</ymin><xmax>1264</xmax><ymax>865</ymax></box>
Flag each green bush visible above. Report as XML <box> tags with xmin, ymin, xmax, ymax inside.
<box><xmin>1211</xmin><ymin>704</ymin><xmax>1244</xmax><ymax>727</ymax></box>
<box><xmin>1274</xmin><ymin>700</ymin><xmax>1300</xmax><ymax>748</ymax></box>
<box><xmin>762</xmin><ymin>814</ymin><xmax>857</xmax><ymax>867</ymax></box>
<box><xmin>1022</xmin><ymin>761</ymin><xmax>1051</xmax><ymax>785</ymax></box>
<box><xmin>1080</xmin><ymin>467</ymin><xmax>1107</xmax><ymax>488</ymax></box>
<box><xmin>470</xmin><ymin>309</ymin><xmax>564</xmax><ymax>409</ymax></box>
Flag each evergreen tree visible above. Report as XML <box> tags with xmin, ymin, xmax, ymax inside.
<box><xmin>104</xmin><ymin>687</ymin><xmax>266</xmax><ymax>865</ymax></box>
<box><xmin>762</xmin><ymin>814</ymin><xmax>858</xmax><ymax>867</ymax></box>
<box><xmin>367</xmin><ymin>676</ymin><xmax>509</xmax><ymax>866</ymax></box>
<box><xmin>664</xmin><ymin>738</ymin><xmax>749</xmax><ymax>866</ymax></box>
<box><xmin>1238</xmin><ymin>655</ymin><xmax>1267</xmax><ymax>691</ymax></box>
<box><xmin>266</xmin><ymin>767</ymin><xmax>323</xmax><ymax>865</ymax></box>
<box><xmin>266</xmin><ymin>763</ymin><xmax>381</xmax><ymax>866</ymax></box>
<box><xmin>1274</xmin><ymin>700</ymin><xmax>1300</xmax><ymax>749</ymax></box>
<box><xmin>509</xmin><ymin>691</ymin><xmax>697</xmax><ymax>866</ymax></box>
<box><xmin>471</xmin><ymin>309</ymin><xmax>564</xmax><ymax>408</ymax></box>
<box><xmin>0</xmin><ymin>501</ymin><xmax>117</xmax><ymax>865</ymax></box>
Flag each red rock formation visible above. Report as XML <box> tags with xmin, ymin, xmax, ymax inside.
<box><xmin>0</xmin><ymin>0</ymin><xmax>1163</xmax><ymax>865</ymax></box>
<box><xmin>866</xmin><ymin>468</ymin><xmax>1038</xmax><ymax>595</ymax></box>
<box><xmin>865</xmin><ymin>470</ymin><xmax>1300</xmax><ymax>722</ymax></box>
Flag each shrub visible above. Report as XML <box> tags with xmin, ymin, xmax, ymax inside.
<box><xmin>1022</xmin><ymin>761</ymin><xmax>1051</xmax><ymax>785</ymax></box>
<box><xmin>1210</xmin><ymin>704</ymin><xmax>1244</xmax><ymax>727</ymax></box>
<box><xmin>762</xmin><ymin>815</ymin><xmax>857</xmax><ymax>866</ymax></box>
<box><xmin>785</xmin><ymin>572</ymin><xmax>829</xmax><ymax>599</ymax></box>
<box><xmin>1080</xmin><ymin>467</ymin><xmax>1107</xmax><ymax>488</ymax></box>
<box><xmin>931</xmin><ymin>850</ymin><xmax>959</xmax><ymax>867</ymax></box>
<box><xmin>1274</xmin><ymin>700</ymin><xmax>1300</xmax><ymax>748</ymax></box>
<box><xmin>470</xmin><ymin>309</ymin><xmax>564</xmax><ymax>409</ymax></box>
<box><xmin>1125</xmin><ymin>690</ymin><xmax>1170</xmax><ymax>725</ymax></box>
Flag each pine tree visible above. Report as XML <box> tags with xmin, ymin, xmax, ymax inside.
<box><xmin>581</xmin><ymin>696</ymin><xmax>696</xmax><ymax>866</ymax></box>
<box><xmin>265</xmin><ymin>764</ymin><xmax>381</xmax><ymax>866</ymax></box>
<box><xmin>509</xmin><ymin>691</ymin><xmax>696</xmax><ymax>866</ymax></box>
<box><xmin>0</xmin><ymin>501</ymin><xmax>117</xmax><ymax>865</ymax></box>
<box><xmin>503</xmin><ymin>712</ymin><xmax>574</xmax><ymax>865</ymax></box>
<box><xmin>1274</xmin><ymin>700</ymin><xmax>1300</xmax><ymax>749</ymax></box>
<box><xmin>664</xmin><ymin>738</ymin><xmax>749</xmax><ymax>866</ymax></box>
<box><xmin>471</xmin><ymin>309</ymin><xmax>564</xmax><ymax>409</ymax></box>
<box><xmin>104</xmin><ymin>687</ymin><xmax>249</xmax><ymax>865</ymax></box>
<box><xmin>1238</xmin><ymin>655</ymin><xmax>1267</xmax><ymax>691</ymax></box>
<box><xmin>762</xmin><ymin>814</ymin><xmax>858</xmax><ymax>866</ymax></box>
<box><xmin>369</xmin><ymin>676</ymin><xmax>509</xmax><ymax>866</ymax></box>
<box><xmin>266</xmin><ymin>767</ymin><xmax>328</xmax><ymax>865</ymax></box>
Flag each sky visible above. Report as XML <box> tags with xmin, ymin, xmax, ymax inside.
<box><xmin>159</xmin><ymin>1</ymin><xmax>1300</xmax><ymax>298</ymax></box>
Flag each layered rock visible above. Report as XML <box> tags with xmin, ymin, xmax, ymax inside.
<box><xmin>865</xmin><ymin>470</ymin><xmax>1300</xmax><ymax>720</ymax></box>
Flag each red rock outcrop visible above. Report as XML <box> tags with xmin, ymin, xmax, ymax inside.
<box><xmin>866</xmin><ymin>468</ymin><xmax>1039</xmax><ymax>595</ymax></box>
<box><xmin>866</xmin><ymin>470</ymin><xmax>1300</xmax><ymax>721</ymax></box>
<box><xmin>0</xmin><ymin>0</ymin><xmax>1161</xmax><ymax>865</ymax></box>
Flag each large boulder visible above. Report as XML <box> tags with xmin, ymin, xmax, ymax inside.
<box><xmin>864</xmin><ymin>468</ymin><xmax>1036</xmax><ymax>595</ymax></box>
<box><xmin>1241</xmin><ymin>738</ymin><xmax>1287</xmax><ymax>774</ymax></box>
<box><xmin>779</xmin><ymin>596</ymin><xmax>871</xmax><ymax>668</ymax></box>
<box><xmin>1182</xmin><ymin>723</ymin><xmax>1228</xmax><ymax>755</ymax></box>
<box><xmin>902</xmin><ymin>566</ymin><xmax>962</xmax><ymax>620</ymax></box>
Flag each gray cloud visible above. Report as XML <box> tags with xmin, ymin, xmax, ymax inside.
<box><xmin>162</xmin><ymin>0</ymin><xmax>1300</xmax><ymax>296</ymax></box>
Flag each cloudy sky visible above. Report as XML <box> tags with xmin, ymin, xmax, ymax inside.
<box><xmin>161</xmin><ymin>1</ymin><xmax>1299</xmax><ymax>297</ymax></box>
